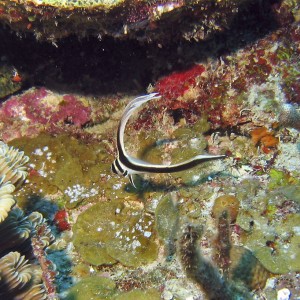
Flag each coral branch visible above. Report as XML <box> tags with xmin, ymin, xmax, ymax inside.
<box><xmin>179</xmin><ymin>225</ymin><xmax>251</xmax><ymax>300</ymax></box>
<box><xmin>31</xmin><ymin>223</ymin><xmax>58</xmax><ymax>300</ymax></box>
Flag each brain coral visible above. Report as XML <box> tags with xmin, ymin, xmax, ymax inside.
<box><xmin>73</xmin><ymin>199</ymin><xmax>158</xmax><ymax>267</ymax></box>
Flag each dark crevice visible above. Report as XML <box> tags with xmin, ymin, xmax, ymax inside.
<box><xmin>0</xmin><ymin>0</ymin><xmax>284</xmax><ymax>96</ymax></box>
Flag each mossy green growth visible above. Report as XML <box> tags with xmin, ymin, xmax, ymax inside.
<box><xmin>30</xmin><ymin>0</ymin><xmax>125</xmax><ymax>9</ymax></box>
<box><xmin>73</xmin><ymin>200</ymin><xmax>158</xmax><ymax>267</ymax></box>
<box><xmin>268</xmin><ymin>168</ymin><xmax>298</xmax><ymax>190</ymax></box>
<box><xmin>155</xmin><ymin>194</ymin><xmax>179</xmax><ymax>241</ymax></box>
<box><xmin>235</xmin><ymin>179</ymin><xmax>260</xmax><ymax>203</ymax></box>
<box><xmin>10</xmin><ymin>133</ymin><xmax>112</xmax><ymax>207</ymax></box>
<box><xmin>65</xmin><ymin>277</ymin><xmax>117</xmax><ymax>300</ymax></box>
<box><xmin>114</xmin><ymin>289</ymin><xmax>161</xmax><ymax>300</ymax></box>
<box><xmin>155</xmin><ymin>194</ymin><xmax>179</xmax><ymax>258</ymax></box>
<box><xmin>242</xmin><ymin>213</ymin><xmax>300</xmax><ymax>274</ymax></box>
<box><xmin>236</xmin><ymin>185</ymin><xmax>300</xmax><ymax>274</ymax></box>
<box><xmin>276</xmin><ymin>184</ymin><xmax>300</xmax><ymax>204</ymax></box>
<box><xmin>192</xmin><ymin>117</ymin><xmax>211</xmax><ymax>133</ymax></box>
<box><xmin>137</xmin><ymin>131</ymin><xmax>169</xmax><ymax>165</ymax></box>
<box><xmin>168</xmin><ymin>132</ymin><xmax>211</xmax><ymax>185</ymax></box>
<box><xmin>0</xmin><ymin>65</ymin><xmax>22</xmax><ymax>98</ymax></box>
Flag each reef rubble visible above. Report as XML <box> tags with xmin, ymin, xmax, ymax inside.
<box><xmin>0</xmin><ymin>0</ymin><xmax>281</xmax><ymax>42</ymax></box>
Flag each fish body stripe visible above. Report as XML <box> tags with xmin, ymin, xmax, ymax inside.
<box><xmin>116</xmin><ymin>146</ymin><xmax>225</xmax><ymax>174</ymax></box>
<box><xmin>112</xmin><ymin>93</ymin><xmax>226</xmax><ymax>183</ymax></box>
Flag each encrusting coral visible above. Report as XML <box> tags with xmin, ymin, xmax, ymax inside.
<box><xmin>0</xmin><ymin>141</ymin><xmax>56</xmax><ymax>299</ymax></box>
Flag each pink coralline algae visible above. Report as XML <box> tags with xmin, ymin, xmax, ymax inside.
<box><xmin>133</xmin><ymin>21</ymin><xmax>300</xmax><ymax>132</ymax></box>
<box><xmin>156</xmin><ymin>64</ymin><xmax>206</xmax><ymax>101</ymax></box>
<box><xmin>0</xmin><ymin>87</ymin><xmax>92</xmax><ymax>141</ymax></box>
<box><xmin>148</xmin><ymin>63</ymin><xmax>241</xmax><ymax>129</ymax></box>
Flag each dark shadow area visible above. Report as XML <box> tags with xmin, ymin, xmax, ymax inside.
<box><xmin>25</xmin><ymin>193</ymin><xmax>59</xmax><ymax>219</ymax></box>
<box><xmin>0</xmin><ymin>193</ymin><xmax>73</xmax><ymax>297</ymax></box>
<box><xmin>124</xmin><ymin>169</ymin><xmax>231</xmax><ymax>196</ymax></box>
<box><xmin>0</xmin><ymin>0</ymin><xmax>283</xmax><ymax>96</ymax></box>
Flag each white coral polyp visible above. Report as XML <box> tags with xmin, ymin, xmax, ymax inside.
<box><xmin>0</xmin><ymin>142</ymin><xmax>29</xmax><ymax>186</ymax></box>
<box><xmin>0</xmin><ymin>180</ymin><xmax>16</xmax><ymax>223</ymax></box>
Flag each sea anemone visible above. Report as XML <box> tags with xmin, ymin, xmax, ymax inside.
<box><xmin>0</xmin><ymin>208</ymin><xmax>32</xmax><ymax>254</ymax></box>
<box><xmin>0</xmin><ymin>141</ymin><xmax>55</xmax><ymax>299</ymax></box>
<box><xmin>0</xmin><ymin>179</ymin><xmax>16</xmax><ymax>223</ymax></box>
<box><xmin>0</xmin><ymin>251</ymin><xmax>46</xmax><ymax>299</ymax></box>
<box><xmin>0</xmin><ymin>141</ymin><xmax>29</xmax><ymax>187</ymax></box>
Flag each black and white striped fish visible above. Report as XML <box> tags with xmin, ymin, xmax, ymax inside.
<box><xmin>111</xmin><ymin>93</ymin><xmax>226</xmax><ymax>187</ymax></box>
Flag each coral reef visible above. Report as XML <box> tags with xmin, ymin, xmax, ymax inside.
<box><xmin>0</xmin><ymin>0</ymin><xmax>272</xmax><ymax>42</ymax></box>
<box><xmin>0</xmin><ymin>251</ymin><xmax>45</xmax><ymax>300</ymax></box>
<box><xmin>0</xmin><ymin>1</ymin><xmax>299</xmax><ymax>299</ymax></box>
<box><xmin>0</xmin><ymin>141</ymin><xmax>57</xmax><ymax>299</ymax></box>
<box><xmin>65</xmin><ymin>276</ymin><xmax>161</xmax><ymax>300</ymax></box>
<box><xmin>73</xmin><ymin>199</ymin><xmax>158</xmax><ymax>267</ymax></box>
<box><xmin>0</xmin><ymin>141</ymin><xmax>29</xmax><ymax>187</ymax></box>
<box><xmin>236</xmin><ymin>178</ymin><xmax>300</xmax><ymax>274</ymax></box>
<box><xmin>0</xmin><ymin>179</ymin><xmax>15</xmax><ymax>222</ymax></box>
<box><xmin>179</xmin><ymin>224</ymin><xmax>251</xmax><ymax>300</ymax></box>
<box><xmin>0</xmin><ymin>65</ymin><xmax>22</xmax><ymax>98</ymax></box>
<box><xmin>0</xmin><ymin>88</ymin><xmax>92</xmax><ymax>142</ymax></box>
<box><xmin>155</xmin><ymin>193</ymin><xmax>179</xmax><ymax>259</ymax></box>
<box><xmin>9</xmin><ymin>133</ymin><xmax>110</xmax><ymax>208</ymax></box>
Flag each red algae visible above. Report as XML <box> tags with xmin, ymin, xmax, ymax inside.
<box><xmin>156</xmin><ymin>64</ymin><xmax>205</xmax><ymax>100</ymax></box>
<box><xmin>54</xmin><ymin>210</ymin><xmax>71</xmax><ymax>232</ymax></box>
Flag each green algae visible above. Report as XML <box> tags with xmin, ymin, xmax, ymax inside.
<box><xmin>137</xmin><ymin>131</ymin><xmax>164</xmax><ymax>164</ymax></box>
<box><xmin>99</xmin><ymin>173</ymin><xmax>141</xmax><ymax>201</ymax></box>
<box><xmin>235</xmin><ymin>179</ymin><xmax>260</xmax><ymax>203</ymax></box>
<box><xmin>73</xmin><ymin>200</ymin><xmax>158</xmax><ymax>267</ymax></box>
<box><xmin>236</xmin><ymin>182</ymin><xmax>300</xmax><ymax>274</ymax></box>
<box><xmin>170</xmin><ymin>160</ymin><xmax>220</xmax><ymax>186</ymax></box>
<box><xmin>0</xmin><ymin>65</ymin><xmax>22</xmax><ymax>98</ymax></box>
<box><xmin>192</xmin><ymin>117</ymin><xmax>211</xmax><ymax>134</ymax></box>
<box><xmin>65</xmin><ymin>276</ymin><xmax>161</xmax><ymax>300</ymax></box>
<box><xmin>229</xmin><ymin>246</ymin><xmax>270</xmax><ymax>291</ymax></box>
<box><xmin>29</xmin><ymin>0</ymin><xmax>124</xmax><ymax>9</ymax></box>
<box><xmin>114</xmin><ymin>288</ymin><xmax>161</xmax><ymax>300</ymax></box>
<box><xmin>268</xmin><ymin>168</ymin><xmax>298</xmax><ymax>190</ymax></box>
<box><xmin>234</xmin><ymin>178</ymin><xmax>300</xmax><ymax>273</ymax></box>
<box><xmin>155</xmin><ymin>194</ymin><xmax>179</xmax><ymax>241</ymax></box>
<box><xmin>242</xmin><ymin>213</ymin><xmax>300</xmax><ymax>274</ymax></box>
<box><xmin>65</xmin><ymin>277</ymin><xmax>117</xmax><ymax>300</ymax></box>
<box><xmin>155</xmin><ymin>194</ymin><xmax>179</xmax><ymax>258</ymax></box>
<box><xmin>10</xmin><ymin>133</ymin><xmax>112</xmax><ymax>207</ymax></box>
<box><xmin>277</xmin><ymin>185</ymin><xmax>300</xmax><ymax>203</ymax></box>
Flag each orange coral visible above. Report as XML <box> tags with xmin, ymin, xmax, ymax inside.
<box><xmin>250</xmin><ymin>127</ymin><xmax>279</xmax><ymax>153</ymax></box>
